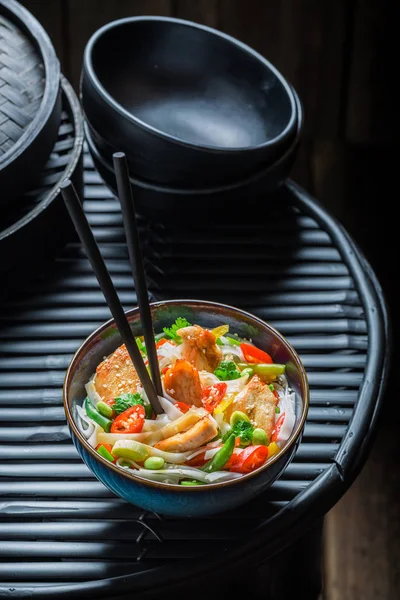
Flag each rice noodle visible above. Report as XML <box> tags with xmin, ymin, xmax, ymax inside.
<box><xmin>85</xmin><ymin>376</ymin><xmax>102</xmax><ymax>406</ymax></box>
<box><xmin>75</xmin><ymin>404</ymin><xmax>95</xmax><ymax>439</ymax></box>
<box><xmin>276</xmin><ymin>389</ymin><xmax>296</xmax><ymax>443</ymax></box>
<box><xmin>87</xmin><ymin>423</ymin><xmax>103</xmax><ymax>448</ymax></box>
<box><xmin>158</xmin><ymin>394</ymin><xmax>183</xmax><ymax>420</ymax></box>
<box><xmin>220</xmin><ymin>344</ymin><xmax>244</xmax><ymax>361</ymax></box>
<box><xmin>157</xmin><ymin>342</ymin><xmax>182</xmax><ymax>370</ymax></box>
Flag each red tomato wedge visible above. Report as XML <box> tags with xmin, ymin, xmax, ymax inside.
<box><xmin>230</xmin><ymin>445</ymin><xmax>269</xmax><ymax>474</ymax></box>
<box><xmin>110</xmin><ymin>404</ymin><xmax>145</xmax><ymax>434</ymax></box>
<box><xmin>174</xmin><ymin>401</ymin><xmax>191</xmax><ymax>413</ymax></box>
<box><xmin>271</xmin><ymin>413</ymin><xmax>285</xmax><ymax>442</ymax></box>
<box><xmin>202</xmin><ymin>382</ymin><xmax>227</xmax><ymax>412</ymax></box>
<box><xmin>240</xmin><ymin>343</ymin><xmax>273</xmax><ymax>364</ymax></box>
<box><xmin>185</xmin><ymin>451</ymin><xmax>207</xmax><ymax>467</ymax></box>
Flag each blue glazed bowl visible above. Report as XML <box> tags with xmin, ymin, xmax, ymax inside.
<box><xmin>64</xmin><ymin>300</ymin><xmax>309</xmax><ymax>517</ymax></box>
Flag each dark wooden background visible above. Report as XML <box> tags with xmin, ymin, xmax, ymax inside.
<box><xmin>20</xmin><ymin>2</ymin><xmax>399</xmax><ymax>599</ymax></box>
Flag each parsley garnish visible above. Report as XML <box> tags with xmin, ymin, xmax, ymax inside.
<box><xmin>222</xmin><ymin>420</ymin><xmax>254</xmax><ymax>446</ymax></box>
<box><xmin>214</xmin><ymin>360</ymin><xmax>241</xmax><ymax>381</ymax></box>
<box><xmin>163</xmin><ymin>317</ymin><xmax>191</xmax><ymax>343</ymax></box>
<box><xmin>113</xmin><ymin>393</ymin><xmax>151</xmax><ymax>418</ymax></box>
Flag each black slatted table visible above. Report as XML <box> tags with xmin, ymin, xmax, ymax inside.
<box><xmin>0</xmin><ymin>150</ymin><xmax>390</xmax><ymax>599</ymax></box>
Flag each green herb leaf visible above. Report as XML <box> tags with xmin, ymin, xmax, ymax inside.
<box><xmin>214</xmin><ymin>360</ymin><xmax>241</xmax><ymax>381</ymax></box>
<box><xmin>163</xmin><ymin>317</ymin><xmax>192</xmax><ymax>343</ymax></box>
<box><xmin>113</xmin><ymin>393</ymin><xmax>151</xmax><ymax>418</ymax></box>
<box><xmin>222</xmin><ymin>419</ymin><xmax>255</xmax><ymax>445</ymax></box>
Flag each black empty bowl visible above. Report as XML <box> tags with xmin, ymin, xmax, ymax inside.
<box><xmin>85</xmin><ymin>84</ymin><xmax>302</xmax><ymax>221</ymax></box>
<box><xmin>81</xmin><ymin>16</ymin><xmax>298</xmax><ymax>188</ymax></box>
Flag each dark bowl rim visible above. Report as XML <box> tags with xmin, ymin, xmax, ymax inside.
<box><xmin>0</xmin><ymin>0</ymin><xmax>60</xmax><ymax>169</ymax></box>
<box><xmin>83</xmin><ymin>15</ymin><xmax>297</xmax><ymax>155</ymax></box>
<box><xmin>63</xmin><ymin>299</ymin><xmax>310</xmax><ymax>493</ymax></box>
<box><xmin>83</xmin><ymin>81</ymin><xmax>302</xmax><ymax>195</ymax></box>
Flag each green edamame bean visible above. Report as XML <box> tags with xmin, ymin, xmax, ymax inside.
<box><xmin>144</xmin><ymin>456</ymin><xmax>165</xmax><ymax>470</ymax></box>
<box><xmin>230</xmin><ymin>411</ymin><xmax>250</xmax><ymax>426</ymax></box>
<box><xmin>252</xmin><ymin>428</ymin><xmax>269</xmax><ymax>446</ymax></box>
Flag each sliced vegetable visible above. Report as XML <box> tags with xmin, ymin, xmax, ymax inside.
<box><xmin>84</xmin><ymin>397</ymin><xmax>112</xmax><ymax>432</ymax></box>
<box><xmin>180</xmin><ymin>480</ymin><xmax>205</xmax><ymax>486</ymax></box>
<box><xmin>240</xmin><ymin>343</ymin><xmax>273</xmax><ymax>364</ymax></box>
<box><xmin>97</xmin><ymin>431</ymin><xmax>150</xmax><ymax>446</ymax></box>
<box><xmin>225</xmin><ymin>334</ymin><xmax>242</xmax><ymax>346</ymax></box>
<box><xmin>240</xmin><ymin>367</ymin><xmax>254</xmax><ymax>378</ymax></box>
<box><xmin>174</xmin><ymin>401</ymin><xmax>191</xmax><ymax>413</ymax></box>
<box><xmin>112</xmin><ymin>439</ymin><xmax>150</xmax><ymax>462</ymax></box>
<box><xmin>97</xmin><ymin>401</ymin><xmax>114</xmax><ymax>419</ymax></box>
<box><xmin>202</xmin><ymin>382</ymin><xmax>227</xmax><ymax>413</ymax></box>
<box><xmin>185</xmin><ymin>451</ymin><xmax>207</xmax><ymax>467</ymax></box>
<box><xmin>213</xmin><ymin>393</ymin><xmax>235</xmax><ymax>415</ymax></box>
<box><xmin>144</xmin><ymin>456</ymin><xmax>165</xmax><ymax>470</ymax></box>
<box><xmin>96</xmin><ymin>443</ymin><xmax>115</xmax><ymax>462</ymax></box>
<box><xmin>271</xmin><ymin>413</ymin><xmax>285</xmax><ymax>442</ymax></box>
<box><xmin>110</xmin><ymin>404</ymin><xmax>145</xmax><ymax>434</ymax></box>
<box><xmin>275</xmin><ymin>406</ymin><xmax>280</xmax><ymax>414</ymax></box>
<box><xmin>211</xmin><ymin>324</ymin><xmax>229</xmax><ymax>339</ymax></box>
<box><xmin>252</xmin><ymin>428</ymin><xmax>269</xmax><ymax>446</ymax></box>
<box><xmin>267</xmin><ymin>442</ymin><xmax>280</xmax><ymax>458</ymax></box>
<box><xmin>202</xmin><ymin>434</ymin><xmax>235</xmax><ymax>473</ymax></box>
<box><xmin>214</xmin><ymin>360</ymin><xmax>241</xmax><ymax>381</ymax></box>
<box><xmin>111</xmin><ymin>392</ymin><xmax>152</xmax><ymax>419</ymax></box>
<box><xmin>136</xmin><ymin>337</ymin><xmax>147</xmax><ymax>355</ymax></box>
<box><xmin>156</xmin><ymin>338</ymin><xmax>169</xmax><ymax>349</ymax></box>
<box><xmin>230</xmin><ymin>445</ymin><xmax>269</xmax><ymax>474</ymax></box>
<box><xmin>237</xmin><ymin>363</ymin><xmax>285</xmax><ymax>382</ymax></box>
<box><xmin>268</xmin><ymin>384</ymin><xmax>275</xmax><ymax>392</ymax></box>
<box><xmin>163</xmin><ymin>317</ymin><xmax>191</xmax><ymax>343</ymax></box>
<box><xmin>230</xmin><ymin>411</ymin><xmax>250</xmax><ymax>426</ymax></box>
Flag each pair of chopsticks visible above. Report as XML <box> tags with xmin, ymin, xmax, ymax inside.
<box><xmin>60</xmin><ymin>153</ymin><xmax>163</xmax><ymax>415</ymax></box>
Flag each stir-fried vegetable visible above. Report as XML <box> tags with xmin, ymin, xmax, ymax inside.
<box><xmin>110</xmin><ymin>405</ymin><xmax>145</xmax><ymax>434</ymax></box>
<box><xmin>78</xmin><ymin>317</ymin><xmax>297</xmax><ymax>487</ymax></box>
<box><xmin>240</xmin><ymin>343</ymin><xmax>273</xmax><ymax>364</ymax></box>
<box><xmin>237</xmin><ymin>362</ymin><xmax>285</xmax><ymax>381</ymax></box>
<box><xmin>202</xmin><ymin>434</ymin><xmax>235</xmax><ymax>473</ymax></box>
<box><xmin>163</xmin><ymin>317</ymin><xmax>191</xmax><ymax>342</ymax></box>
<box><xmin>111</xmin><ymin>392</ymin><xmax>152</xmax><ymax>419</ymax></box>
<box><xmin>202</xmin><ymin>382</ymin><xmax>227</xmax><ymax>412</ymax></box>
<box><xmin>85</xmin><ymin>397</ymin><xmax>112</xmax><ymax>432</ymax></box>
<box><xmin>214</xmin><ymin>360</ymin><xmax>241</xmax><ymax>381</ymax></box>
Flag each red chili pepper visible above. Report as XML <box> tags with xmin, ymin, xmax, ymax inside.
<box><xmin>174</xmin><ymin>401</ymin><xmax>191</xmax><ymax>413</ymax></box>
<box><xmin>240</xmin><ymin>343</ymin><xmax>273</xmax><ymax>364</ymax></box>
<box><xmin>271</xmin><ymin>413</ymin><xmax>286</xmax><ymax>442</ymax></box>
<box><xmin>273</xmin><ymin>390</ymin><xmax>280</xmax><ymax>403</ymax></box>
<box><xmin>202</xmin><ymin>382</ymin><xmax>227</xmax><ymax>413</ymax></box>
<box><xmin>156</xmin><ymin>338</ymin><xmax>168</xmax><ymax>349</ymax></box>
<box><xmin>110</xmin><ymin>404</ymin><xmax>145</xmax><ymax>434</ymax></box>
<box><xmin>230</xmin><ymin>445</ymin><xmax>269</xmax><ymax>474</ymax></box>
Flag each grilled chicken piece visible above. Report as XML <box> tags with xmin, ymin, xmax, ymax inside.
<box><xmin>227</xmin><ymin>375</ymin><xmax>276</xmax><ymax>439</ymax></box>
<box><xmin>154</xmin><ymin>417</ymin><xmax>218</xmax><ymax>453</ymax></box>
<box><xmin>164</xmin><ymin>359</ymin><xmax>202</xmax><ymax>407</ymax></box>
<box><xmin>177</xmin><ymin>325</ymin><xmax>222</xmax><ymax>372</ymax></box>
<box><xmin>95</xmin><ymin>344</ymin><xmax>140</xmax><ymax>401</ymax></box>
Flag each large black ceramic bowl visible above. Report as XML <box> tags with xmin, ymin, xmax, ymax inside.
<box><xmin>64</xmin><ymin>300</ymin><xmax>309</xmax><ymax>517</ymax></box>
<box><xmin>84</xmin><ymin>86</ymin><xmax>302</xmax><ymax>220</ymax></box>
<box><xmin>81</xmin><ymin>16</ymin><xmax>297</xmax><ymax>188</ymax></box>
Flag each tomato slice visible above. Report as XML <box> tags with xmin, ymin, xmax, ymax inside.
<box><xmin>230</xmin><ymin>445</ymin><xmax>269</xmax><ymax>473</ymax></box>
<box><xmin>185</xmin><ymin>451</ymin><xmax>207</xmax><ymax>467</ymax></box>
<box><xmin>174</xmin><ymin>401</ymin><xmax>191</xmax><ymax>413</ymax></box>
<box><xmin>224</xmin><ymin>453</ymin><xmax>240</xmax><ymax>469</ymax></box>
<box><xmin>271</xmin><ymin>413</ymin><xmax>285</xmax><ymax>442</ymax></box>
<box><xmin>240</xmin><ymin>343</ymin><xmax>273</xmax><ymax>364</ymax></box>
<box><xmin>202</xmin><ymin>382</ymin><xmax>227</xmax><ymax>412</ymax></box>
<box><xmin>110</xmin><ymin>404</ymin><xmax>145</xmax><ymax>434</ymax></box>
